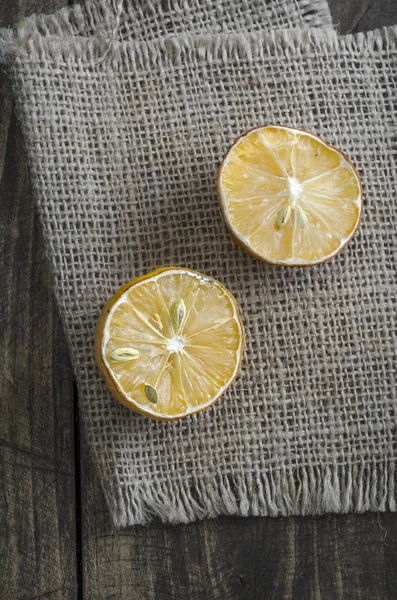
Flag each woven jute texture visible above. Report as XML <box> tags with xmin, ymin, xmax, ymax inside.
<box><xmin>1</xmin><ymin>2</ymin><xmax>397</xmax><ymax>527</ymax></box>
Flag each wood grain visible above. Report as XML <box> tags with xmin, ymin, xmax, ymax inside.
<box><xmin>328</xmin><ymin>0</ymin><xmax>397</xmax><ymax>33</ymax></box>
<box><xmin>81</xmin><ymin>457</ymin><xmax>397</xmax><ymax>600</ymax></box>
<box><xmin>79</xmin><ymin>2</ymin><xmax>397</xmax><ymax>599</ymax></box>
<box><xmin>0</xmin><ymin>2</ymin><xmax>77</xmax><ymax>599</ymax></box>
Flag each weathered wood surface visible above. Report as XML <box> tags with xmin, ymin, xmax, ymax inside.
<box><xmin>81</xmin><ymin>492</ymin><xmax>397</xmax><ymax>599</ymax></box>
<box><xmin>1</xmin><ymin>1</ymin><xmax>397</xmax><ymax>599</ymax></box>
<box><xmin>329</xmin><ymin>0</ymin><xmax>397</xmax><ymax>33</ymax></box>
<box><xmin>0</xmin><ymin>2</ymin><xmax>77</xmax><ymax>599</ymax></box>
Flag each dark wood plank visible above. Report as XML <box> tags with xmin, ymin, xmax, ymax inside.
<box><xmin>81</xmin><ymin>461</ymin><xmax>397</xmax><ymax>600</ymax></box>
<box><xmin>79</xmin><ymin>1</ymin><xmax>397</xmax><ymax>599</ymax></box>
<box><xmin>0</xmin><ymin>2</ymin><xmax>77</xmax><ymax>599</ymax></box>
<box><xmin>81</xmin><ymin>474</ymin><xmax>397</xmax><ymax>600</ymax></box>
<box><xmin>328</xmin><ymin>0</ymin><xmax>397</xmax><ymax>33</ymax></box>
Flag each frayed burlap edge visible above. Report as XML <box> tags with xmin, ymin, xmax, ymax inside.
<box><xmin>106</xmin><ymin>462</ymin><xmax>396</xmax><ymax>527</ymax></box>
<box><xmin>1</xmin><ymin>25</ymin><xmax>396</xmax><ymax>71</ymax></box>
<box><xmin>0</xmin><ymin>0</ymin><xmax>333</xmax><ymax>47</ymax></box>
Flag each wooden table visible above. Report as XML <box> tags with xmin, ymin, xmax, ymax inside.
<box><xmin>1</xmin><ymin>1</ymin><xmax>397</xmax><ymax>598</ymax></box>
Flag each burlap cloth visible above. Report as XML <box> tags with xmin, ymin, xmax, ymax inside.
<box><xmin>1</xmin><ymin>0</ymin><xmax>396</xmax><ymax>527</ymax></box>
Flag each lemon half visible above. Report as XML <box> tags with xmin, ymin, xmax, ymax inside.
<box><xmin>218</xmin><ymin>125</ymin><xmax>362</xmax><ymax>266</ymax></box>
<box><xmin>95</xmin><ymin>267</ymin><xmax>244</xmax><ymax>420</ymax></box>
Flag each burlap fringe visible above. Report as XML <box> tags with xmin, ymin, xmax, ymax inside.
<box><xmin>105</xmin><ymin>462</ymin><xmax>397</xmax><ymax>526</ymax></box>
<box><xmin>0</xmin><ymin>0</ymin><xmax>333</xmax><ymax>49</ymax></box>
<box><xmin>1</xmin><ymin>22</ymin><xmax>397</xmax><ymax>72</ymax></box>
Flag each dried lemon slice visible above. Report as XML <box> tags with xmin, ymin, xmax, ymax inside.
<box><xmin>94</xmin><ymin>267</ymin><xmax>244</xmax><ymax>420</ymax></box>
<box><xmin>218</xmin><ymin>125</ymin><xmax>362</xmax><ymax>266</ymax></box>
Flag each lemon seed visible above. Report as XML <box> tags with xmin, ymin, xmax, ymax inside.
<box><xmin>109</xmin><ymin>348</ymin><xmax>140</xmax><ymax>362</ymax></box>
<box><xmin>276</xmin><ymin>204</ymin><xmax>292</xmax><ymax>228</ymax></box>
<box><xmin>171</xmin><ymin>299</ymin><xmax>186</xmax><ymax>333</ymax></box>
<box><xmin>144</xmin><ymin>383</ymin><xmax>158</xmax><ymax>404</ymax></box>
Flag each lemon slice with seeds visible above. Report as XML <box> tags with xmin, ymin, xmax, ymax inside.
<box><xmin>218</xmin><ymin>125</ymin><xmax>362</xmax><ymax>266</ymax></box>
<box><xmin>94</xmin><ymin>267</ymin><xmax>244</xmax><ymax>420</ymax></box>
